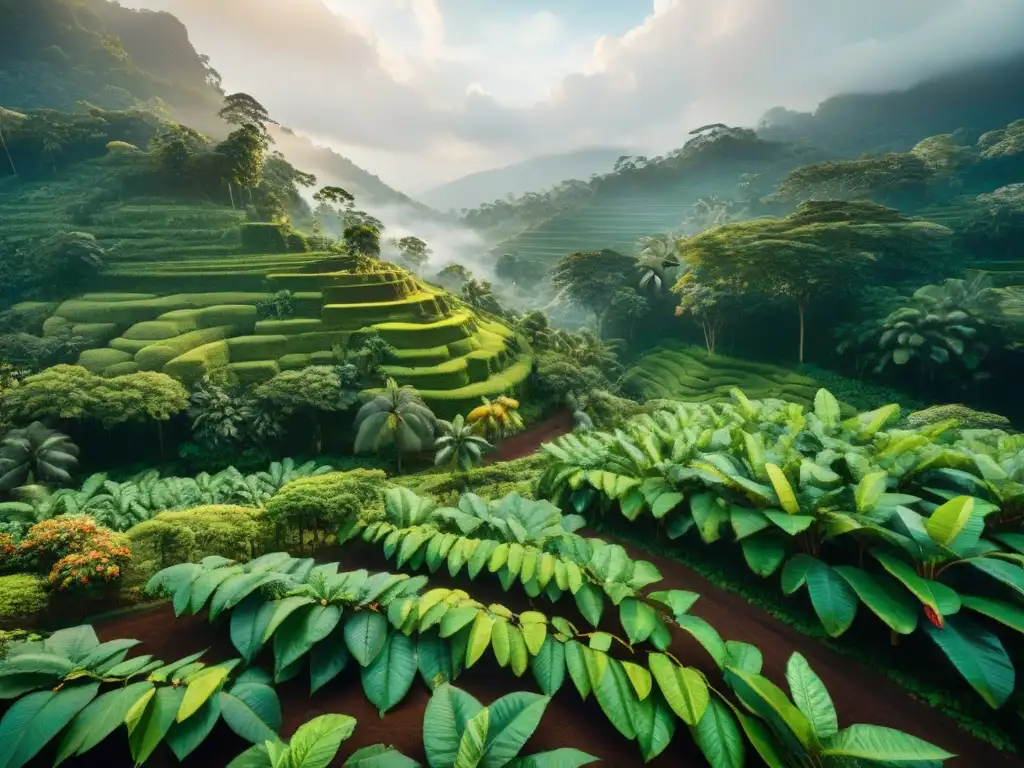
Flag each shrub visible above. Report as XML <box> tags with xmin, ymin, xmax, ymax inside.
<box><xmin>265</xmin><ymin>469</ymin><xmax>386</xmax><ymax>544</ymax></box>
<box><xmin>0</xmin><ymin>574</ymin><xmax>48</xmax><ymax>623</ymax></box>
<box><xmin>127</xmin><ymin>504</ymin><xmax>266</xmax><ymax>574</ymax></box>
<box><xmin>47</xmin><ymin>541</ymin><xmax>131</xmax><ymax>597</ymax></box>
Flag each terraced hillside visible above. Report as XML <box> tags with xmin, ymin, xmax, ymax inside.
<box><xmin>622</xmin><ymin>341</ymin><xmax>827</xmax><ymax>406</ymax></box>
<box><xmin>18</xmin><ymin>256</ymin><xmax>532</xmax><ymax>417</ymax></box>
<box><xmin>0</xmin><ymin>159</ymin><xmax>247</xmax><ymax>260</ymax></box>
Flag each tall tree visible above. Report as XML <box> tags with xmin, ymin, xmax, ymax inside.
<box><xmin>550</xmin><ymin>249</ymin><xmax>637</xmax><ymax>334</ymax></box>
<box><xmin>392</xmin><ymin>236</ymin><xmax>431</xmax><ymax>271</ymax></box>
<box><xmin>216</xmin><ymin>124</ymin><xmax>269</xmax><ymax>207</ymax></box>
<box><xmin>344</xmin><ymin>223</ymin><xmax>381</xmax><ymax>258</ymax></box>
<box><xmin>219</xmin><ymin>92</ymin><xmax>276</xmax><ymax>138</ymax></box>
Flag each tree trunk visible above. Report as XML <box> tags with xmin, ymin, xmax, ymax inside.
<box><xmin>0</xmin><ymin>112</ymin><xmax>16</xmax><ymax>177</ymax></box>
<box><xmin>798</xmin><ymin>301</ymin><xmax>806</xmax><ymax>364</ymax></box>
<box><xmin>228</xmin><ymin>181</ymin><xmax>235</xmax><ymax>209</ymax></box>
<box><xmin>395</xmin><ymin>442</ymin><xmax>403</xmax><ymax>474</ymax></box>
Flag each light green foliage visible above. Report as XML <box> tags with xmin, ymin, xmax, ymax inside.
<box><xmin>904</xmin><ymin>404</ymin><xmax>1012</xmax><ymax>431</ymax></box>
<box><xmin>128</xmin><ymin>505</ymin><xmax>267</xmax><ymax>576</ymax></box>
<box><xmin>396</xmin><ymin>456</ymin><xmax>546</xmax><ymax>502</ymax></box>
<box><xmin>265</xmin><ymin>469</ymin><xmax>387</xmax><ymax>537</ymax></box>
<box><xmin>537</xmin><ymin>386</ymin><xmax>1024</xmax><ymax>708</ymax></box>
<box><xmin>435</xmin><ymin>414</ymin><xmax>493</xmax><ymax>471</ymax></box>
<box><xmin>254</xmin><ymin>365</ymin><xmax>361</xmax><ymax>415</ymax></box>
<box><xmin>0</xmin><ymin>574</ymin><xmax>48</xmax><ymax>621</ymax></box>
<box><xmin>4</xmin><ymin>365</ymin><xmax>188</xmax><ymax>426</ymax></box>
<box><xmin>623</xmin><ymin>342</ymin><xmax>828</xmax><ymax>407</ymax></box>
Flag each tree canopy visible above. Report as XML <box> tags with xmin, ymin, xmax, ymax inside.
<box><xmin>550</xmin><ymin>249</ymin><xmax>638</xmax><ymax>332</ymax></box>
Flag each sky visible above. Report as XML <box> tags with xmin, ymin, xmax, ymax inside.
<box><xmin>125</xmin><ymin>0</ymin><xmax>1024</xmax><ymax>193</ymax></box>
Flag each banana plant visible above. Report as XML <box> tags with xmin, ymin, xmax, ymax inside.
<box><xmin>227</xmin><ymin>713</ymin><xmax>417</xmax><ymax>768</ymax></box>
<box><xmin>256</xmin><ymin>458</ymin><xmax>333</xmax><ymax>495</ymax></box>
<box><xmin>422</xmin><ymin>683</ymin><xmax>596</xmax><ymax>767</ymax></box>
<box><xmin>87</xmin><ymin>480</ymin><xmax>154</xmax><ymax>531</ymax></box>
<box><xmin>860</xmin><ymin>495</ymin><xmax>1024</xmax><ymax>707</ymax></box>
<box><xmin>0</xmin><ymin>622</ymin><xmax>281</xmax><ymax>767</ymax></box>
<box><xmin>724</xmin><ymin>652</ymin><xmax>954</xmax><ymax>766</ymax></box>
<box><xmin>434</xmin><ymin>414</ymin><xmax>494</xmax><ymax>471</ymax></box>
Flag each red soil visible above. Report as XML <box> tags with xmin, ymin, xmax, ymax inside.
<box><xmin>489</xmin><ymin>410</ymin><xmax>573</xmax><ymax>463</ymax></box>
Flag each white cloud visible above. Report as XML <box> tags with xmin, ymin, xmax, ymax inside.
<box><xmin>125</xmin><ymin>0</ymin><xmax>1024</xmax><ymax>189</ymax></box>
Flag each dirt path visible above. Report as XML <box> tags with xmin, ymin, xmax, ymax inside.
<box><xmin>489</xmin><ymin>409</ymin><xmax>573</xmax><ymax>463</ymax></box>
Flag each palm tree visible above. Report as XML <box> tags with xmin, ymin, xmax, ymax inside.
<box><xmin>467</xmin><ymin>395</ymin><xmax>525</xmax><ymax>442</ymax></box>
<box><xmin>0</xmin><ymin>422</ymin><xmax>79</xmax><ymax>492</ymax></box>
<box><xmin>434</xmin><ymin>414</ymin><xmax>493</xmax><ymax>471</ymax></box>
<box><xmin>353</xmin><ymin>379</ymin><xmax>436</xmax><ymax>473</ymax></box>
<box><xmin>564</xmin><ymin>329</ymin><xmax>624</xmax><ymax>370</ymax></box>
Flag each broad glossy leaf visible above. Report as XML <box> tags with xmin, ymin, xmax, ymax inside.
<box><xmin>128</xmin><ymin>685</ymin><xmax>185</xmax><ymax>765</ymax></box>
<box><xmin>821</xmin><ymin>723</ymin><xmax>954</xmax><ymax>762</ymax></box>
<box><xmin>786</xmin><ymin>652</ymin><xmax>837</xmax><ymax>739</ymax></box>
<box><xmin>648</xmin><ymin>653</ymin><xmax>707</xmax><ymax>725</ymax></box>
<box><xmin>289</xmin><ymin>714</ymin><xmax>357</xmax><ymax>768</ymax></box>
<box><xmin>961</xmin><ymin>594</ymin><xmax>1024</xmax><ymax>634</ymax></box>
<box><xmin>481</xmin><ymin>691</ymin><xmax>550</xmax><ymax>767</ymax></box>
<box><xmin>563</xmin><ymin>642</ymin><xmax>591</xmax><ymax>700</ymax></box>
<box><xmin>455</xmin><ymin>707</ymin><xmax>488</xmax><ymax>768</ymax></box>
<box><xmin>345</xmin><ymin>611</ymin><xmax>390</xmax><ymax>667</ymax></box>
<box><xmin>2</xmin><ymin>683</ymin><xmax>98</xmax><ymax>768</ymax></box>
<box><xmin>55</xmin><ymin>681</ymin><xmax>153</xmax><ymax>765</ymax></box>
<box><xmin>573</xmin><ymin>582</ymin><xmax>604</xmax><ymax>628</ymax></box>
<box><xmin>834</xmin><ymin>566</ymin><xmax>917</xmax><ymax>635</ymax></box>
<box><xmin>621</xmin><ymin>661</ymin><xmax>652</xmax><ymax>700</ymax></box>
<box><xmin>530</xmin><ymin>636</ymin><xmax>565</xmax><ymax>695</ymax></box>
<box><xmin>466</xmin><ymin>613</ymin><xmax>493</xmax><ymax>668</ymax></box>
<box><xmin>631</xmin><ymin>692</ymin><xmax>675</xmax><ymax>762</ymax></box>
<box><xmin>724</xmin><ymin>666</ymin><xmax>813</xmax><ymax>753</ymax></box>
<box><xmin>741</xmin><ymin>532</ymin><xmax>788</xmax><ymax>577</ymax></box>
<box><xmin>805</xmin><ymin>560</ymin><xmax>858</xmax><ymax>637</ymax></box>
<box><xmin>418</xmin><ymin>628</ymin><xmax>454</xmax><ymax>689</ymax></box>
<box><xmin>725</xmin><ymin>641</ymin><xmax>763</xmax><ymax>675</ymax></box>
<box><xmin>424</xmin><ymin>683</ymin><xmax>483</xmax><ymax>768</ymax></box>
<box><xmin>871</xmin><ymin>548</ymin><xmax>961</xmax><ymax>617</ymax></box>
<box><xmin>310</xmin><ymin>626</ymin><xmax>351</xmax><ymax>694</ymax></box>
<box><xmin>765</xmin><ymin>463</ymin><xmax>799</xmax><ymax>514</ymax></box>
<box><xmin>344</xmin><ymin>744</ymin><xmax>419</xmax><ymax>766</ymax></box>
<box><xmin>166</xmin><ymin>695</ymin><xmax>223</xmax><ymax>761</ymax></box>
<box><xmin>924</xmin><ymin>614</ymin><xmax>1014</xmax><ymax>708</ymax></box>
<box><xmin>676</xmin><ymin>614</ymin><xmax>727</xmax><ymax>668</ymax></box>
<box><xmin>177</xmin><ymin>666</ymin><xmax>229</xmax><ymax>722</ymax></box>
<box><xmin>220</xmin><ymin>683</ymin><xmax>282</xmax><ymax>744</ymax></box>
<box><xmin>619</xmin><ymin>598</ymin><xmax>657</xmax><ymax>644</ymax></box>
<box><xmin>592</xmin><ymin>659</ymin><xmax>637</xmax><ymax>740</ymax></box>
<box><xmin>508</xmin><ymin>748</ymin><xmax>597</xmax><ymax>767</ymax></box>
<box><xmin>361</xmin><ymin>632</ymin><xmax>418</xmax><ymax>716</ymax></box>
<box><xmin>694</xmin><ymin>698</ymin><xmax>744</xmax><ymax>768</ymax></box>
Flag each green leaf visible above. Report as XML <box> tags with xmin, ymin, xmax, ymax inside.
<box><xmin>648</xmin><ymin>653</ymin><xmax>708</xmax><ymax>725</ymax></box>
<box><xmin>289</xmin><ymin>714</ymin><xmax>357</xmax><ymax>768</ymax></box>
<box><xmin>310</xmin><ymin>626</ymin><xmax>351</xmax><ymax>694</ymax></box>
<box><xmin>814</xmin><ymin>389</ymin><xmax>841</xmax><ymax>429</ymax></box>
<box><xmin>563</xmin><ymin>641</ymin><xmax>591</xmax><ymax>700</ymax></box>
<box><xmin>924</xmin><ymin>614</ymin><xmax>1014</xmax><ymax>709</ymax></box>
<box><xmin>781</xmin><ymin>553</ymin><xmax>817</xmax><ymax>594</ymax></box>
<box><xmin>226</xmin><ymin>744</ymin><xmax>273</xmax><ymax>768</ymax></box>
<box><xmin>834</xmin><ymin>566</ymin><xmax>918</xmax><ymax>635</ymax></box>
<box><xmin>361</xmin><ymin>631</ymin><xmax>418</xmax><ymax>716</ymax></box>
<box><xmin>43</xmin><ymin>626</ymin><xmax>99</xmax><ymax>664</ymax></box>
<box><xmin>1</xmin><ymin>683</ymin><xmax>98</xmax><ymax>768</ymax></box>
<box><xmin>741</xmin><ymin>532</ymin><xmax>788</xmax><ymax>577</ymax></box>
<box><xmin>230</xmin><ymin>594</ymin><xmax>274</xmax><ymax>664</ymax></box>
<box><xmin>591</xmin><ymin>659</ymin><xmax>637</xmax><ymax>740</ymax></box>
<box><xmin>508</xmin><ymin>748</ymin><xmax>598</xmax><ymax>767</ymax></box>
<box><xmin>970</xmin><ymin>558</ymin><xmax>1024</xmax><ymax>599</ymax></box>
<box><xmin>166</xmin><ymin>696</ymin><xmax>223</xmax><ymax>761</ymax></box>
<box><xmin>263</xmin><ymin>596</ymin><xmax>316</xmax><ymax>643</ymax></box>
<box><xmin>691</xmin><ymin>492</ymin><xmax>728</xmax><ymax>543</ymax></box>
<box><xmin>724</xmin><ymin>666</ymin><xmax>814</xmax><ymax>753</ymax></box>
<box><xmin>821</xmin><ymin>723</ymin><xmax>954</xmax><ymax>762</ymax></box>
<box><xmin>725</xmin><ymin>641</ymin><xmax>763</xmax><ymax>675</ymax></box>
<box><xmin>765</xmin><ymin>463</ymin><xmax>799</xmax><ymax>514</ymax></box>
<box><xmin>736</xmin><ymin>711</ymin><xmax>788</xmax><ymax>768</ymax></box>
<box><xmin>676</xmin><ymin>615</ymin><xmax>727</xmax><ymax>668</ymax></box>
<box><xmin>275</xmin><ymin>604</ymin><xmax>343</xmax><ymax>675</ymax></box>
<box><xmin>220</xmin><ymin>683</ymin><xmax>282</xmax><ymax>745</ymax></box>
<box><xmin>631</xmin><ymin>693</ymin><xmax>676</xmax><ymax>762</ymax></box>
<box><xmin>871</xmin><ymin>547</ymin><xmax>961</xmax><ymax>618</ymax></box>
<box><xmin>785</xmin><ymin>652</ymin><xmax>837</xmax><ymax>739</ymax></box>
<box><xmin>619</xmin><ymin>598</ymin><xmax>658</xmax><ymax>644</ymax></box>
<box><xmin>620</xmin><ymin>661</ymin><xmax>652</xmax><ymax>700</ymax></box>
<box><xmin>805</xmin><ymin>560</ymin><xmax>858</xmax><ymax>637</ymax></box>
<box><xmin>694</xmin><ymin>698</ymin><xmax>744</xmax><ymax>768</ymax></box>
<box><xmin>440</xmin><ymin>606</ymin><xmax>480</xmax><ymax>639</ymax></box>
<box><xmin>647</xmin><ymin>589</ymin><xmax>699</xmax><ymax>618</ymax></box>
<box><xmin>128</xmin><ymin>685</ymin><xmax>185</xmax><ymax>766</ymax></box>
<box><xmin>177</xmin><ymin>666</ymin><xmax>229</xmax><ymax>722</ymax></box>
<box><xmin>854</xmin><ymin>471</ymin><xmax>888</xmax><ymax>513</ymax></box>
<box><xmin>573</xmin><ymin>582</ymin><xmax>604</xmax><ymax>628</ymax></box>
<box><xmin>424</xmin><ymin>683</ymin><xmax>483</xmax><ymax>768</ymax></box>
<box><xmin>345</xmin><ymin>611</ymin><xmax>390</xmax><ymax>667</ymax></box>
<box><xmin>762</xmin><ymin>509</ymin><xmax>814</xmax><ymax>535</ymax></box>
<box><xmin>730</xmin><ymin>506</ymin><xmax>771</xmax><ymax>540</ymax></box>
<box><xmin>344</xmin><ymin>744</ymin><xmax>419</xmax><ymax>766</ymax></box>
<box><xmin>926</xmin><ymin>496</ymin><xmax>981</xmax><ymax>549</ymax></box>
<box><xmin>530</xmin><ymin>636</ymin><xmax>565</xmax><ymax>696</ymax></box>
<box><xmin>466</xmin><ymin>613</ymin><xmax>493</xmax><ymax>668</ymax></box>
<box><xmin>55</xmin><ymin>681</ymin><xmax>153</xmax><ymax>765</ymax></box>
<box><xmin>481</xmin><ymin>692</ymin><xmax>550</xmax><ymax>767</ymax></box>
<box><xmin>961</xmin><ymin>594</ymin><xmax>1024</xmax><ymax>633</ymax></box>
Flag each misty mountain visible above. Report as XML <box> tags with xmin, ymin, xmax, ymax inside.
<box><xmin>420</xmin><ymin>147</ymin><xmax>634</xmax><ymax>212</ymax></box>
<box><xmin>757</xmin><ymin>51</ymin><xmax>1024</xmax><ymax>155</ymax></box>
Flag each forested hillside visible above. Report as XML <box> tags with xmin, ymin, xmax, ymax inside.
<box><xmin>0</xmin><ymin>0</ymin><xmax>438</xmax><ymax>214</ymax></box>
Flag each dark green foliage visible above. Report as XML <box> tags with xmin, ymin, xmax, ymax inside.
<box><xmin>354</xmin><ymin>379</ymin><xmax>436</xmax><ymax>473</ymax></box>
<box><xmin>460</xmin><ymin>278</ymin><xmax>503</xmax><ymax>315</ymax></box>
<box><xmin>550</xmin><ymin>249</ymin><xmax>638</xmax><ymax>332</ymax></box>
<box><xmin>434</xmin><ymin>414</ymin><xmax>493</xmax><ymax>471</ymax></box>
<box><xmin>239</xmin><ymin>222</ymin><xmax>291</xmax><ymax>253</ymax></box>
<box><xmin>0</xmin><ymin>231</ymin><xmax>105</xmax><ymax>307</ymax></box>
<box><xmin>344</xmin><ymin>223</ymin><xmax>381</xmax><ymax>258</ymax></box>
<box><xmin>0</xmin><ymin>332</ymin><xmax>88</xmax><ymax>372</ymax></box>
<box><xmin>255</xmin><ymin>290</ymin><xmax>295</xmax><ymax>320</ymax></box>
<box><xmin>0</xmin><ymin>422</ymin><xmax>79</xmax><ymax>491</ymax></box>
<box><xmin>187</xmin><ymin>376</ymin><xmax>283</xmax><ymax>451</ymax></box>
<box><xmin>128</xmin><ymin>504</ymin><xmax>267</xmax><ymax>572</ymax></box>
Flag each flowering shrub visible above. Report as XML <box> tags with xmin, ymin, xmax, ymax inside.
<box><xmin>48</xmin><ymin>542</ymin><xmax>131</xmax><ymax>596</ymax></box>
<box><xmin>12</xmin><ymin>516</ymin><xmax>131</xmax><ymax>595</ymax></box>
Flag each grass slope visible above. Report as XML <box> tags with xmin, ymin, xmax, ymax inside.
<box><xmin>623</xmin><ymin>341</ymin><xmax>826</xmax><ymax>406</ymax></box>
